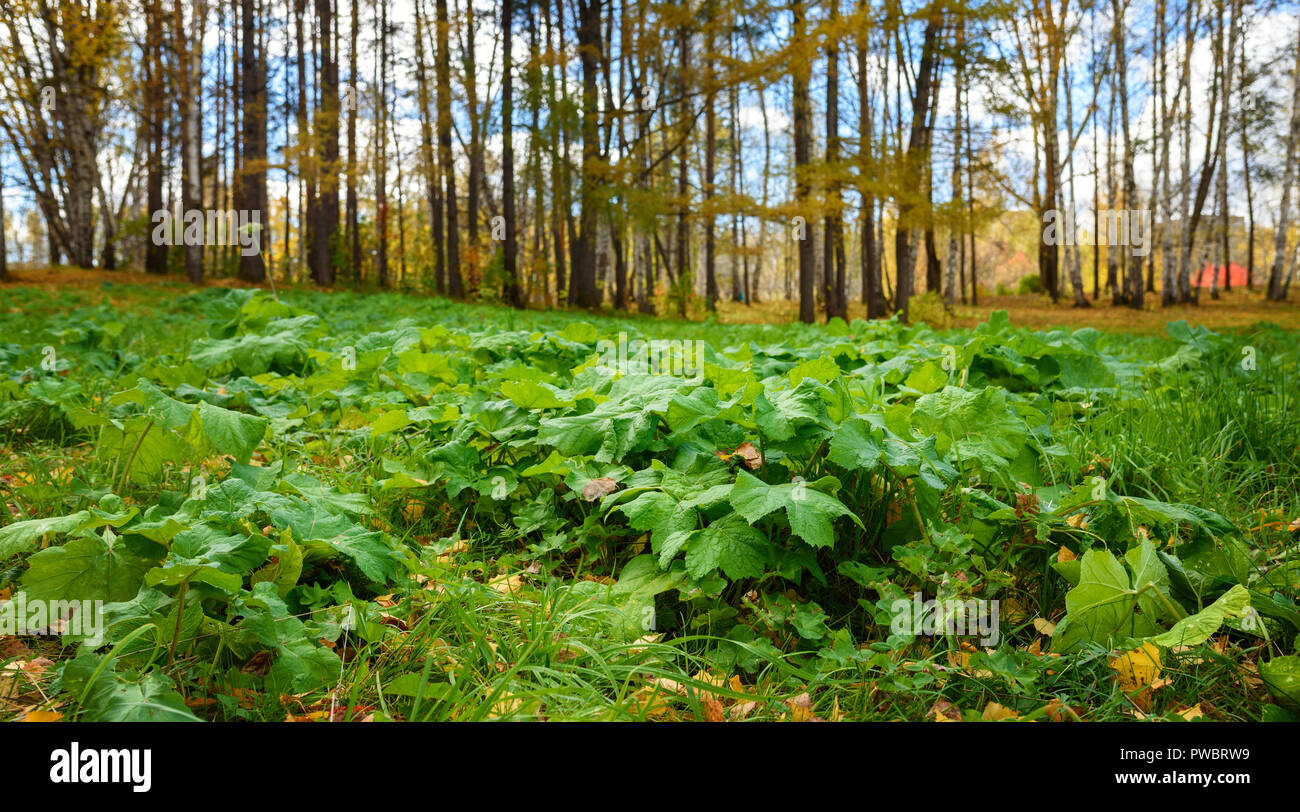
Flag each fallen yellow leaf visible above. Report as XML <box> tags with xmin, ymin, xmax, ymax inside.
<box><xmin>981</xmin><ymin>702</ymin><xmax>1018</xmax><ymax>721</ymax></box>
<box><xmin>1110</xmin><ymin>642</ymin><xmax>1162</xmax><ymax>692</ymax></box>
<box><xmin>18</xmin><ymin>710</ymin><xmax>65</xmax><ymax>722</ymax></box>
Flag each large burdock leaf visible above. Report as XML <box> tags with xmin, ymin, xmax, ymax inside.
<box><xmin>238</xmin><ymin>585</ymin><xmax>342</xmax><ymax>694</ymax></box>
<box><xmin>1260</xmin><ymin>655</ymin><xmax>1300</xmax><ymax>709</ymax></box>
<box><xmin>617</xmin><ymin>491</ymin><xmax>697</xmax><ymax>568</ymax></box>
<box><xmin>912</xmin><ymin>386</ymin><xmax>1027</xmax><ymax>468</ymax></box>
<box><xmin>22</xmin><ymin>533</ymin><xmax>158</xmax><ymax>604</ymax></box>
<box><xmin>1148</xmin><ymin>584</ymin><xmax>1250</xmax><ymax>649</ymax></box>
<box><xmin>196</xmin><ymin>400</ymin><xmax>268</xmax><ymax>464</ymax></box>
<box><xmin>728</xmin><ymin>470</ymin><xmax>860</xmax><ymax>549</ymax></box>
<box><xmin>753</xmin><ymin>379</ymin><xmax>829</xmax><ymax>442</ymax></box>
<box><xmin>684</xmin><ymin>513</ymin><xmax>770</xmax><ymax>580</ymax></box>
<box><xmin>0</xmin><ymin>512</ymin><xmax>92</xmax><ymax>561</ymax></box>
<box><xmin>60</xmin><ymin>651</ymin><xmax>199</xmax><ymax>722</ymax></box>
<box><xmin>600</xmin><ymin>555</ymin><xmax>688</xmax><ymax>641</ymax></box>
<box><xmin>827</xmin><ymin>417</ymin><xmax>884</xmax><ymax>471</ymax></box>
<box><xmin>502</xmin><ymin>379</ymin><xmax>573</xmax><ymax>409</ymax></box>
<box><xmin>1052</xmin><ymin>546</ymin><xmax>1164</xmax><ymax>652</ymax></box>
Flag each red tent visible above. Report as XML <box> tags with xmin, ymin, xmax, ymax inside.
<box><xmin>1192</xmin><ymin>262</ymin><xmax>1248</xmax><ymax>288</ymax></box>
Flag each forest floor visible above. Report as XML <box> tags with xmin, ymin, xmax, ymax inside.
<box><xmin>1</xmin><ymin>274</ymin><xmax>1297</xmax><ymax>722</ymax></box>
<box><xmin>4</xmin><ymin>263</ymin><xmax>1297</xmax><ymax>334</ymax></box>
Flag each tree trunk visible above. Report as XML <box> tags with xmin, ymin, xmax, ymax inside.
<box><xmin>571</xmin><ymin>0</ymin><xmax>603</xmax><ymax>308</ymax></box>
<box><xmin>1267</xmin><ymin>15</ymin><xmax>1300</xmax><ymax>301</ymax></box>
<box><xmin>502</xmin><ymin>0</ymin><xmax>522</xmax><ymax>307</ymax></box>
<box><xmin>375</xmin><ymin>0</ymin><xmax>389</xmax><ymax>286</ymax></box>
<box><xmin>311</xmin><ymin>0</ymin><xmax>338</xmax><ymax>285</ymax></box>
<box><xmin>893</xmin><ymin>7</ymin><xmax>941</xmax><ymax>323</ymax></box>
<box><xmin>174</xmin><ymin>0</ymin><xmax>205</xmax><ymax>282</ymax></box>
<box><xmin>145</xmin><ymin>0</ymin><xmax>167</xmax><ymax>274</ymax></box>
<box><xmin>414</xmin><ymin>0</ymin><xmax>443</xmax><ymax>293</ymax></box>
<box><xmin>436</xmin><ymin>0</ymin><xmax>463</xmax><ymax>296</ymax></box>
<box><xmin>857</xmin><ymin>9</ymin><xmax>883</xmax><ymax>317</ymax></box>
<box><xmin>1180</xmin><ymin>0</ymin><xmax>1222</xmax><ymax>304</ymax></box>
<box><xmin>704</xmin><ymin>9</ymin><xmax>718</xmax><ymax>311</ymax></box>
<box><xmin>239</xmin><ymin>0</ymin><xmax>267</xmax><ymax>282</ymax></box>
<box><xmin>793</xmin><ymin>0</ymin><xmax>815</xmax><ymax>323</ymax></box>
<box><xmin>347</xmin><ymin>0</ymin><xmax>360</xmax><ymax>281</ymax></box>
<box><xmin>824</xmin><ymin>4</ymin><xmax>846</xmax><ymax>320</ymax></box>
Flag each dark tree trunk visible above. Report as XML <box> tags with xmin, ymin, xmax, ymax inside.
<box><xmin>145</xmin><ymin>0</ymin><xmax>167</xmax><ymax>274</ymax></box>
<box><xmin>347</xmin><ymin>0</ymin><xmax>360</xmax><ymax>280</ymax></box>
<box><xmin>436</xmin><ymin>0</ymin><xmax>463</xmax><ymax>296</ymax></box>
<box><xmin>312</xmin><ymin>0</ymin><xmax>339</xmax><ymax>285</ymax></box>
<box><xmin>570</xmin><ymin>0</ymin><xmax>603</xmax><ymax>308</ymax></box>
<box><xmin>239</xmin><ymin>0</ymin><xmax>267</xmax><ymax>282</ymax></box>
<box><xmin>793</xmin><ymin>0</ymin><xmax>815</xmax><ymax>323</ymax></box>
<box><xmin>893</xmin><ymin>8</ymin><xmax>941</xmax><ymax>323</ymax></box>
<box><xmin>502</xmin><ymin>0</ymin><xmax>523</xmax><ymax>307</ymax></box>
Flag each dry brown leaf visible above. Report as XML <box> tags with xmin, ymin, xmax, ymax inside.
<box><xmin>702</xmin><ymin>697</ymin><xmax>726</xmax><ymax>722</ymax></box>
<box><xmin>1043</xmin><ymin>700</ymin><xmax>1086</xmax><ymax>722</ymax></box>
<box><xmin>733</xmin><ymin>441</ymin><xmax>762</xmax><ymax>470</ymax></box>
<box><xmin>630</xmin><ymin>684</ymin><xmax>679</xmax><ymax>719</ymax></box>
<box><xmin>1177</xmin><ymin>704</ymin><xmax>1204</xmax><ymax>721</ymax></box>
<box><xmin>241</xmin><ymin>650</ymin><xmax>274</xmax><ymax>676</ymax></box>
<box><xmin>1033</xmin><ymin>618</ymin><xmax>1057</xmax><ymax>637</ymax></box>
<box><xmin>787</xmin><ymin>692</ymin><xmax>816</xmax><ymax>722</ymax></box>
<box><xmin>378</xmin><ymin>612</ymin><xmax>409</xmax><ymax>631</ymax></box>
<box><xmin>0</xmin><ymin>636</ymin><xmax>30</xmax><ymax>659</ymax></box>
<box><xmin>1000</xmin><ymin>596</ymin><xmax>1028</xmax><ymax>624</ymax></box>
<box><xmin>928</xmin><ymin>699</ymin><xmax>962</xmax><ymax>722</ymax></box>
<box><xmin>581</xmin><ymin>477</ymin><xmax>619</xmax><ymax>501</ymax></box>
<box><xmin>1057</xmin><ymin>545</ymin><xmax>1077</xmax><ymax>562</ymax></box>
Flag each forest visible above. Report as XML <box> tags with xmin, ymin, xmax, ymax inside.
<box><xmin>1</xmin><ymin>0</ymin><xmax>1298</xmax><ymax>314</ymax></box>
<box><xmin>0</xmin><ymin>0</ymin><xmax>1299</xmax><ymax>728</ymax></box>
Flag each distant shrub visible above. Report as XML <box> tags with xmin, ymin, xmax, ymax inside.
<box><xmin>1017</xmin><ymin>274</ymin><xmax>1043</xmax><ymax>295</ymax></box>
<box><xmin>905</xmin><ymin>291</ymin><xmax>954</xmax><ymax>328</ymax></box>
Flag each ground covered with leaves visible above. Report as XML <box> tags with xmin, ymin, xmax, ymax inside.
<box><xmin>2</xmin><ymin>282</ymin><xmax>1299</xmax><ymax>721</ymax></box>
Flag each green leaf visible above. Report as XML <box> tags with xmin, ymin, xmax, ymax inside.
<box><xmin>0</xmin><ymin>511</ymin><xmax>92</xmax><ymax>561</ymax></box>
<box><xmin>1260</xmin><ymin>655</ymin><xmax>1300</xmax><ymax>709</ymax></box>
<box><xmin>22</xmin><ymin>533</ymin><xmax>157</xmax><ymax>604</ymax></box>
<box><xmin>684</xmin><ymin>513</ymin><xmax>770</xmax><ymax>580</ymax></box>
<box><xmin>502</xmin><ymin>379</ymin><xmax>573</xmax><ymax>409</ymax></box>
<box><xmin>1148</xmin><ymin>585</ymin><xmax>1250</xmax><ymax>649</ymax></box>
<box><xmin>617</xmin><ymin>491</ymin><xmax>697</xmax><ymax>568</ymax></box>
<box><xmin>728</xmin><ymin>470</ymin><xmax>859</xmax><ymax>549</ymax></box>
<box><xmin>827</xmin><ymin>417</ymin><xmax>884</xmax><ymax>471</ymax></box>
<box><xmin>197</xmin><ymin>400</ymin><xmax>268</xmax><ymax>464</ymax></box>
<box><xmin>370</xmin><ymin>408</ymin><xmax>412</xmax><ymax>436</ymax></box>
<box><xmin>250</xmin><ymin>530</ymin><xmax>304</xmax><ymax>597</ymax></box>
<box><xmin>904</xmin><ymin>360</ymin><xmax>949</xmax><ymax>394</ymax></box>
<box><xmin>61</xmin><ymin>652</ymin><xmax>199</xmax><ymax>722</ymax></box>
<box><xmin>601</xmin><ymin>555</ymin><xmax>687</xmax><ymax>641</ymax></box>
<box><xmin>1052</xmin><ymin>547</ymin><xmax>1160</xmax><ymax>652</ymax></box>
